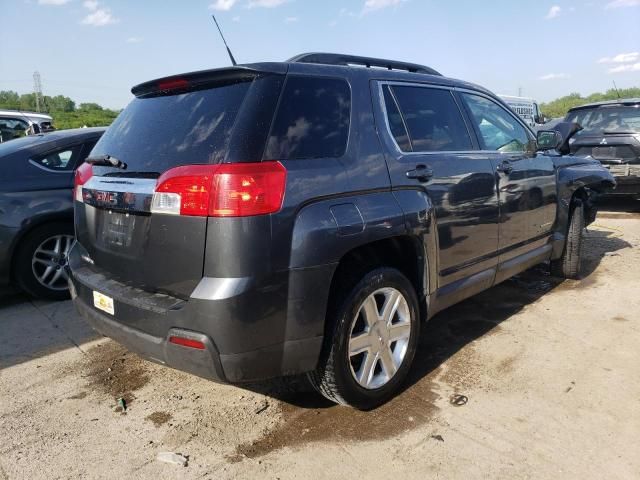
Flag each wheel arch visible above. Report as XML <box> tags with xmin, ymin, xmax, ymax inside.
<box><xmin>9</xmin><ymin>213</ymin><xmax>73</xmax><ymax>282</ymax></box>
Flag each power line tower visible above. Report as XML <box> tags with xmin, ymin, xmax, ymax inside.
<box><xmin>33</xmin><ymin>71</ymin><xmax>43</xmax><ymax>113</ymax></box>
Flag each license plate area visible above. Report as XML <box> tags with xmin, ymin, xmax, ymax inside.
<box><xmin>592</xmin><ymin>146</ymin><xmax>618</xmax><ymax>160</ymax></box>
<box><xmin>93</xmin><ymin>290</ymin><xmax>115</xmax><ymax>315</ymax></box>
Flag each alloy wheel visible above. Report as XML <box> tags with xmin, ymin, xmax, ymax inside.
<box><xmin>348</xmin><ymin>287</ymin><xmax>412</xmax><ymax>389</ymax></box>
<box><xmin>31</xmin><ymin>234</ymin><xmax>74</xmax><ymax>291</ymax></box>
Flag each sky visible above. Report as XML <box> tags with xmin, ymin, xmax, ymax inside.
<box><xmin>1</xmin><ymin>0</ymin><xmax>639</xmax><ymax>109</ymax></box>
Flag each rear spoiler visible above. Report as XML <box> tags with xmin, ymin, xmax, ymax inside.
<box><xmin>131</xmin><ymin>62</ymin><xmax>288</xmax><ymax>98</ymax></box>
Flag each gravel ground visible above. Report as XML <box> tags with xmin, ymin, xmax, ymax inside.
<box><xmin>1</xmin><ymin>200</ymin><xmax>639</xmax><ymax>479</ymax></box>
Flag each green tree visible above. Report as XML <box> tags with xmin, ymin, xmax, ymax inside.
<box><xmin>78</xmin><ymin>102</ymin><xmax>103</xmax><ymax>111</ymax></box>
<box><xmin>18</xmin><ymin>93</ymin><xmax>37</xmax><ymax>111</ymax></box>
<box><xmin>46</xmin><ymin>95</ymin><xmax>76</xmax><ymax>112</ymax></box>
<box><xmin>0</xmin><ymin>91</ymin><xmax>20</xmax><ymax>109</ymax></box>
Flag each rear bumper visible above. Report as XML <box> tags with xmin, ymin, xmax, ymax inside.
<box><xmin>68</xmin><ymin>245</ymin><xmax>329</xmax><ymax>383</ymax></box>
<box><xmin>602</xmin><ymin>164</ymin><xmax>640</xmax><ymax>196</ymax></box>
<box><xmin>72</xmin><ymin>291</ymin><xmax>227</xmax><ymax>381</ymax></box>
<box><xmin>607</xmin><ymin>175</ymin><xmax>640</xmax><ymax>196</ymax></box>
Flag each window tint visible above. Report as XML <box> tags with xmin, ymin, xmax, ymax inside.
<box><xmin>91</xmin><ymin>80</ymin><xmax>253</xmax><ymax>174</ymax></box>
<box><xmin>382</xmin><ymin>85</ymin><xmax>412</xmax><ymax>151</ymax></box>
<box><xmin>0</xmin><ymin>118</ymin><xmax>30</xmax><ymax>142</ymax></box>
<box><xmin>265</xmin><ymin>76</ymin><xmax>350</xmax><ymax>160</ymax></box>
<box><xmin>32</xmin><ymin>146</ymin><xmax>80</xmax><ymax>171</ymax></box>
<box><xmin>462</xmin><ymin>93</ymin><xmax>532</xmax><ymax>152</ymax></box>
<box><xmin>389</xmin><ymin>86</ymin><xmax>472</xmax><ymax>152</ymax></box>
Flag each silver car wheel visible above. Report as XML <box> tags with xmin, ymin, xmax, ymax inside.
<box><xmin>31</xmin><ymin>234</ymin><xmax>73</xmax><ymax>291</ymax></box>
<box><xmin>348</xmin><ymin>287</ymin><xmax>412</xmax><ymax>390</ymax></box>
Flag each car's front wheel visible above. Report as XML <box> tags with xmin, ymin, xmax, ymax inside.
<box><xmin>551</xmin><ymin>201</ymin><xmax>585</xmax><ymax>279</ymax></box>
<box><xmin>309</xmin><ymin>267</ymin><xmax>420</xmax><ymax>410</ymax></box>
<box><xmin>14</xmin><ymin>223</ymin><xmax>74</xmax><ymax>301</ymax></box>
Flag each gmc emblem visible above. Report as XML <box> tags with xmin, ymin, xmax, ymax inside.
<box><xmin>94</xmin><ymin>191</ymin><xmax>118</xmax><ymax>205</ymax></box>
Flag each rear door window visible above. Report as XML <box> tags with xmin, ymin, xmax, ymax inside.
<box><xmin>31</xmin><ymin>146</ymin><xmax>81</xmax><ymax>171</ymax></box>
<box><xmin>382</xmin><ymin>85</ymin><xmax>412</xmax><ymax>152</ymax></box>
<box><xmin>265</xmin><ymin>76</ymin><xmax>350</xmax><ymax>160</ymax></box>
<box><xmin>387</xmin><ymin>85</ymin><xmax>472</xmax><ymax>152</ymax></box>
<box><xmin>90</xmin><ymin>80</ymin><xmax>253</xmax><ymax>174</ymax></box>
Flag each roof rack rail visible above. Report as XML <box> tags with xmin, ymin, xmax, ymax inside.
<box><xmin>287</xmin><ymin>52</ymin><xmax>442</xmax><ymax>76</ymax></box>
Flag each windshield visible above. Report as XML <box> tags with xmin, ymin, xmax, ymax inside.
<box><xmin>566</xmin><ymin>105</ymin><xmax>640</xmax><ymax>135</ymax></box>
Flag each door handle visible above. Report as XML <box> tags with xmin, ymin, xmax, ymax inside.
<box><xmin>406</xmin><ymin>164</ymin><xmax>434</xmax><ymax>182</ymax></box>
<box><xmin>496</xmin><ymin>160</ymin><xmax>513</xmax><ymax>174</ymax></box>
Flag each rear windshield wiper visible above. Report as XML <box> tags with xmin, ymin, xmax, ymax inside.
<box><xmin>85</xmin><ymin>154</ymin><xmax>128</xmax><ymax>170</ymax></box>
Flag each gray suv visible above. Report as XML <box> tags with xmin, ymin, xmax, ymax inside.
<box><xmin>69</xmin><ymin>53</ymin><xmax>614</xmax><ymax>409</ymax></box>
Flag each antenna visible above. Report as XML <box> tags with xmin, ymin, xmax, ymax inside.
<box><xmin>211</xmin><ymin>15</ymin><xmax>237</xmax><ymax>66</ymax></box>
<box><xmin>612</xmin><ymin>80</ymin><xmax>621</xmax><ymax>99</ymax></box>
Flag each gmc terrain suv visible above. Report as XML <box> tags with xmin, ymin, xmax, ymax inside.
<box><xmin>565</xmin><ymin>98</ymin><xmax>640</xmax><ymax>198</ymax></box>
<box><xmin>69</xmin><ymin>53</ymin><xmax>614</xmax><ymax>409</ymax></box>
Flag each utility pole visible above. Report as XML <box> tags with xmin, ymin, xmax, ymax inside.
<box><xmin>518</xmin><ymin>86</ymin><xmax>522</xmax><ymax>97</ymax></box>
<box><xmin>33</xmin><ymin>71</ymin><xmax>43</xmax><ymax>112</ymax></box>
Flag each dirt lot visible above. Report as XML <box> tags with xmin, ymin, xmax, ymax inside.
<box><xmin>1</xmin><ymin>200</ymin><xmax>639</xmax><ymax>480</ymax></box>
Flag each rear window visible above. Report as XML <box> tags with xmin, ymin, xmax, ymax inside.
<box><xmin>264</xmin><ymin>76</ymin><xmax>350</xmax><ymax>160</ymax></box>
<box><xmin>91</xmin><ymin>80</ymin><xmax>253</xmax><ymax>174</ymax></box>
<box><xmin>566</xmin><ymin>105</ymin><xmax>640</xmax><ymax>135</ymax></box>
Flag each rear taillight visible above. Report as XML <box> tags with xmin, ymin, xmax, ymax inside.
<box><xmin>151</xmin><ymin>162</ymin><xmax>286</xmax><ymax>217</ymax></box>
<box><xmin>74</xmin><ymin>162</ymin><xmax>93</xmax><ymax>202</ymax></box>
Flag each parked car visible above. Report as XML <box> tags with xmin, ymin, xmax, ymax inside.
<box><xmin>0</xmin><ymin>110</ymin><xmax>55</xmax><ymax>143</ymax></box>
<box><xmin>498</xmin><ymin>95</ymin><xmax>547</xmax><ymax>128</ymax></box>
<box><xmin>0</xmin><ymin>127</ymin><xmax>105</xmax><ymax>299</ymax></box>
<box><xmin>565</xmin><ymin>98</ymin><xmax>640</xmax><ymax>198</ymax></box>
<box><xmin>68</xmin><ymin>53</ymin><xmax>614</xmax><ymax>409</ymax></box>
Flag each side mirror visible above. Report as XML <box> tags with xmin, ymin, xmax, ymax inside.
<box><xmin>534</xmin><ymin>115</ymin><xmax>541</xmax><ymax>124</ymax></box>
<box><xmin>536</xmin><ymin>130</ymin><xmax>563</xmax><ymax>151</ymax></box>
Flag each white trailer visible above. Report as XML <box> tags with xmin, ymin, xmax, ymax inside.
<box><xmin>498</xmin><ymin>95</ymin><xmax>545</xmax><ymax>128</ymax></box>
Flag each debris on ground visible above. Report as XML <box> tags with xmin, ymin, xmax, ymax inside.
<box><xmin>449</xmin><ymin>394</ymin><xmax>469</xmax><ymax>406</ymax></box>
<box><xmin>431</xmin><ymin>434</ymin><xmax>445</xmax><ymax>442</ymax></box>
<box><xmin>254</xmin><ymin>400</ymin><xmax>269</xmax><ymax>414</ymax></box>
<box><xmin>117</xmin><ymin>397</ymin><xmax>127</xmax><ymax>412</ymax></box>
<box><xmin>156</xmin><ymin>452</ymin><xmax>189</xmax><ymax>467</ymax></box>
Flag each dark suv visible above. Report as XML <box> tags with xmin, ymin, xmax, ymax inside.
<box><xmin>69</xmin><ymin>53</ymin><xmax>614</xmax><ymax>409</ymax></box>
<box><xmin>565</xmin><ymin>98</ymin><xmax>640</xmax><ymax>198</ymax></box>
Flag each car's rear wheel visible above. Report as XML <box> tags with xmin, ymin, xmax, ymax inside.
<box><xmin>309</xmin><ymin>267</ymin><xmax>420</xmax><ymax>410</ymax></box>
<box><xmin>551</xmin><ymin>201</ymin><xmax>585</xmax><ymax>279</ymax></box>
<box><xmin>14</xmin><ymin>223</ymin><xmax>74</xmax><ymax>301</ymax></box>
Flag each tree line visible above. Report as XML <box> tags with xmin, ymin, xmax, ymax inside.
<box><xmin>0</xmin><ymin>91</ymin><xmax>120</xmax><ymax>130</ymax></box>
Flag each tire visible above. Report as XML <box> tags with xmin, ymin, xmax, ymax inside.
<box><xmin>551</xmin><ymin>201</ymin><xmax>584</xmax><ymax>279</ymax></box>
<box><xmin>14</xmin><ymin>223</ymin><xmax>74</xmax><ymax>301</ymax></box>
<box><xmin>309</xmin><ymin>267</ymin><xmax>420</xmax><ymax>410</ymax></box>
